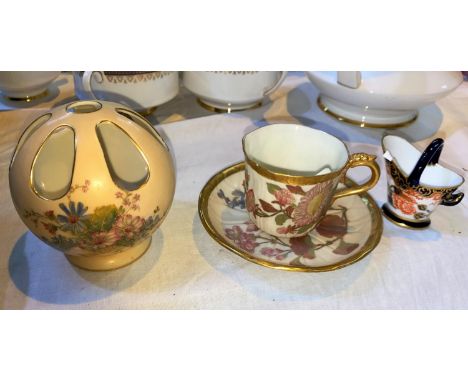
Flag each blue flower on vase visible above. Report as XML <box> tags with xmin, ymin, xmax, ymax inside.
<box><xmin>57</xmin><ymin>201</ymin><xmax>89</xmax><ymax>233</ymax></box>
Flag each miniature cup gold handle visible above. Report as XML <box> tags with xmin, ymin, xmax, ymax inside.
<box><xmin>332</xmin><ymin>153</ymin><xmax>380</xmax><ymax>201</ymax></box>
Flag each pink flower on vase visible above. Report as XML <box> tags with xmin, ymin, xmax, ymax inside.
<box><xmin>87</xmin><ymin>230</ymin><xmax>119</xmax><ymax>249</ymax></box>
<box><xmin>115</xmin><ymin>191</ymin><xmax>124</xmax><ymax>198</ymax></box>
<box><xmin>274</xmin><ymin>189</ymin><xmax>294</xmax><ymax>207</ymax></box>
<box><xmin>292</xmin><ymin>181</ymin><xmax>334</xmax><ymax>227</ymax></box>
<box><xmin>113</xmin><ymin>214</ymin><xmax>145</xmax><ymax>239</ymax></box>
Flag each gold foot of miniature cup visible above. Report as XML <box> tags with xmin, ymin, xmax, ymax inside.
<box><xmin>9</xmin><ymin>100</ymin><xmax>175</xmax><ymax>271</ymax></box>
<box><xmin>381</xmin><ymin>135</ymin><xmax>464</xmax><ymax>229</ymax></box>
<box><xmin>242</xmin><ymin>124</ymin><xmax>380</xmax><ymax>238</ymax></box>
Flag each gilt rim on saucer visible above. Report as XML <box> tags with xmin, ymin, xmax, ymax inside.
<box><xmin>198</xmin><ymin>162</ymin><xmax>383</xmax><ymax>272</ymax></box>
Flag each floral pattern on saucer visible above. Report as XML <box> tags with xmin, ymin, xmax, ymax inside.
<box><xmin>200</xmin><ymin>163</ymin><xmax>382</xmax><ymax>271</ymax></box>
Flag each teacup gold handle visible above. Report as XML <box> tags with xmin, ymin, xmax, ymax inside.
<box><xmin>333</xmin><ymin>153</ymin><xmax>380</xmax><ymax>201</ymax></box>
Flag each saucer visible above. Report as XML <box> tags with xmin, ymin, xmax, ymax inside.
<box><xmin>198</xmin><ymin>162</ymin><xmax>383</xmax><ymax>272</ymax></box>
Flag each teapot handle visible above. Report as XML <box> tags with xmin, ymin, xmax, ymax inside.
<box><xmin>81</xmin><ymin>71</ymin><xmax>103</xmax><ymax>99</ymax></box>
<box><xmin>263</xmin><ymin>71</ymin><xmax>288</xmax><ymax>96</ymax></box>
<box><xmin>337</xmin><ymin>71</ymin><xmax>362</xmax><ymax>89</ymax></box>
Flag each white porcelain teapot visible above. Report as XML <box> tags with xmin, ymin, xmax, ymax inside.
<box><xmin>307</xmin><ymin>71</ymin><xmax>463</xmax><ymax>128</ymax></box>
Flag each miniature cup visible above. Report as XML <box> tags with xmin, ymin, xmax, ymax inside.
<box><xmin>242</xmin><ymin>124</ymin><xmax>380</xmax><ymax>237</ymax></box>
<box><xmin>73</xmin><ymin>71</ymin><xmax>179</xmax><ymax>115</ymax></box>
<box><xmin>382</xmin><ymin>135</ymin><xmax>464</xmax><ymax>229</ymax></box>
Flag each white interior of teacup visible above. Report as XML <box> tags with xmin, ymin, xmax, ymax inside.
<box><xmin>383</xmin><ymin>135</ymin><xmax>463</xmax><ymax>187</ymax></box>
<box><xmin>243</xmin><ymin>124</ymin><xmax>349</xmax><ymax>175</ymax></box>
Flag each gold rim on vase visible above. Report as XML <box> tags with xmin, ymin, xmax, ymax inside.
<box><xmin>198</xmin><ymin>161</ymin><xmax>383</xmax><ymax>272</ymax></box>
<box><xmin>317</xmin><ymin>96</ymin><xmax>418</xmax><ymax>129</ymax></box>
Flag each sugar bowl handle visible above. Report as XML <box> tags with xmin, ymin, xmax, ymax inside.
<box><xmin>264</xmin><ymin>71</ymin><xmax>288</xmax><ymax>96</ymax></box>
<box><xmin>333</xmin><ymin>153</ymin><xmax>380</xmax><ymax>200</ymax></box>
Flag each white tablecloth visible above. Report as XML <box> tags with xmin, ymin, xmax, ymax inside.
<box><xmin>1</xmin><ymin>72</ymin><xmax>467</xmax><ymax>309</ymax></box>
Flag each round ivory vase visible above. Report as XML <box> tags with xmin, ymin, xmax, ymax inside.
<box><xmin>9</xmin><ymin>100</ymin><xmax>176</xmax><ymax>271</ymax></box>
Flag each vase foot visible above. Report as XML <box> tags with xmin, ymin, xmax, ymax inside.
<box><xmin>381</xmin><ymin>203</ymin><xmax>430</xmax><ymax>230</ymax></box>
<box><xmin>65</xmin><ymin>236</ymin><xmax>152</xmax><ymax>271</ymax></box>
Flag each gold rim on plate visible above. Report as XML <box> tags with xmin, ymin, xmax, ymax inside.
<box><xmin>198</xmin><ymin>162</ymin><xmax>383</xmax><ymax>272</ymax></box>
<box><xmin>317</xmin><ymin>96</ymin><xmax>418</xmax><ymax>129</ymax></box>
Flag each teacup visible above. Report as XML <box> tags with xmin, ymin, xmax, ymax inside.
<box><xmin>0</xmin><ymin>71</ymin><xmax>60</xmax><ymax>101</ymax></box>
<box><xmin>183</xmin><ymin>71</ymin><xmax>287</xmax><ymax>112</ymax></box>
<box><xmin>382</xmin><ymin>135</ymin><xmax>464</xmax><ymax>229</ymax></box>
<box><xmin>73</xmin><ymin>71</ymin><xmax>179</xmax><ymax>115</ymax></box>
<box><xmin>242</xmin><ymin>124</ymin><xmax>380</xmax><ymax>237</ymax></box>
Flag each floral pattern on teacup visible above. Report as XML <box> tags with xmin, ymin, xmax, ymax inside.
<box><xmin>244</xmin><ymin>170</ymin><xmax>335</xmax><ymax>236</ymax></box>
<box><xmin>218</xmin><ymin>186</ymin><xmax>360</xmax><ymax>264</ymax></box>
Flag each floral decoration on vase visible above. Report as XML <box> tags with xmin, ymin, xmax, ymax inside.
<box><xmin>23</xmin><ymin>180</ymin><xmax>161</xmax><ymax>254</ymax></box>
